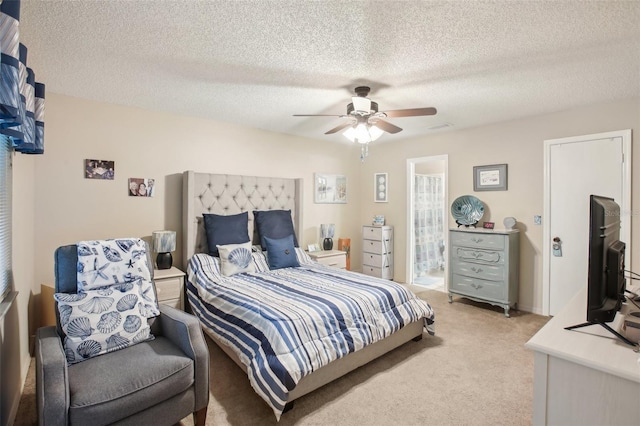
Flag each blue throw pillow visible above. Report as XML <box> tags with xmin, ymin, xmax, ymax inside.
<box><xmin>203</xmin><ymin>212</ymin><xmax>250</xmax><ymax>257</ymax></box>
<box><xmin>253</xmin><ymin>210</ymin><xmax>299</xmax><ymax>250</ymax></box>
<box><xmin>264</xmin><ymin>235</ymin><xmax>300</xmax><ymax>270</ymax></box>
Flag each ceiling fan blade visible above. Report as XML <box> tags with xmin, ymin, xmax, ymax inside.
<box><xmin>293</xmin><ymin>114</ymin><xmax>343</xmax><ymax>117</ymax></box>
<box><xmin>374</xmin><ymin>119</ymin><xmax>403</xmax><ymax>134</ymax></box>
<box><xmin>325</xmin><ymin>122</ymin><xmax>354</xmax><ymax>135</ymax></box>
<box><xmin>382</xmin><ymin>107</ymin><xmax>437</xmax><ymax>118</ymax></box>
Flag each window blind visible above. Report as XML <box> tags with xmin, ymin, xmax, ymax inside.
<box><xmin>0</xmin><ymin>135</ymin><xmax>11</xmax><ymax>302</ymax></box>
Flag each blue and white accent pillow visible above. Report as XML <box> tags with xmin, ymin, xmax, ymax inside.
<box><xmin>76</xmin><ymin>238</ymin><xmax>159</xmax><ymax>318</ymax></box>
<box><xmin>217</xmin><ymin>241</ymin><xmax>255</xmax><ymax>276</ymax></box>
<box><xmin>55</xmin><ymin>285</ymin><xmax>154</xmax><ymax>365</ymax></box>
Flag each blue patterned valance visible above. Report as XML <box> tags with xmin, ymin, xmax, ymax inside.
<box><xmin>0</xmin><ymin>0</ymin><xmax>45</xmax><ymax>154</ymax></box>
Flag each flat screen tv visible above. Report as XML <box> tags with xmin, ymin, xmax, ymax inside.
<box><xmin>565</xmin><ymin>195</ymin><xmax>636</xmax><ymax>346</ymax></box>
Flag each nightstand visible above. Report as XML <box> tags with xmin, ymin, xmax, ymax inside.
<box><xmin>308</xmin><ymin>250</ymin><xmax>347</xmax><ymax>269</ymax></box>
<box><xmin>153</xmin><ymin>266</ymin><xmax>185</xmax><ymax>310</ymax></box>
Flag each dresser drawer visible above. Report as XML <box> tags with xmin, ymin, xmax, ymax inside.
<box><xmin>315</xmin><ymin>254</ymin><xmax>346</xmax><ymax>269</ymax></box>
<box><xmin>362</xmin><ymin>252</ymin><xmax>393</xmax><ymax>268</ymax></box>
<box><xmin>450</xmin><ymin>231</ymin><xmax>505</xmax><ymax>250</ymax></box>
<box><xmin>452</xmin><ymin>247</ymin><xmax>505</xmax><ymax>265</ymax></box>
<box><xmin>451</xmin><ymin>260</ymin><xmax>506</xmax><ymax>281</ymax></box>
<box><xmin>363</xmin><ymin>239</ymin><xmax>392</xmax><ymax>255</ymax></box>
<box><xmin>155</xmin><ymin>277</ymin><xmax>182</xmax><ymax>302</ymax></box>
<box><xmin>160</xmin><ymin>297</ymin><xmax>182</xmax><ymax>310</ymax></box>
<box><xmin>450</xmin><ymin>274</ymin><xmax>505</xmax><ymax>301</ymax></box>
<box><xmin>362</xmin><ymin>264</ymin><xmax>393</xmax><ymax>280</ymax></box>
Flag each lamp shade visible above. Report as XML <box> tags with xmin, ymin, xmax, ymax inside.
<box><xmin>320</xmin><ymin>224</ymin><xmax>335</xmax><ymax>239</ymax></box>
<box><xmin>152</xmin><ymin>231</ymin><xmax>176</xmax><ymax>253</ymax></box>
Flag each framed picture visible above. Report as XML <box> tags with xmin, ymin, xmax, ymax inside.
<box><xmin>307</xmin><ymin>243</ymin><xmax>321</xmax><ymax>253</ymax></box>
<box><xmin>374</xmin><ymin>172</ymin><xmax>388</xmax><ymax>202</ymax></box>
<box><xmin>473</xmin><ymin>164</ymin><xmax>508</xmax><ymax>191</ymax></box>
<box><xmin>128</xmin><ymin>178</ymin><xmax>156</xmax><ymax>197</ymax></box>
<box><xmin>314</xmin><ymin>173</ymin><xmax>347</xmax><ymax>203</ymax></box>
<box><xmin>85</xmin><ymin>159</ymin><xmax>115</xmax><ymax>180</ymax></box>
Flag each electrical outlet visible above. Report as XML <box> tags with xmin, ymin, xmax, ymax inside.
<box><xmin>534</xmin><ymin>215</ymin><xmax>542</xmax><ymax>225</ymax></box>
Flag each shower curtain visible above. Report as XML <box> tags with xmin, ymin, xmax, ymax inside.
<box><xmin>414</xmin><ymin>174</ymin><xmax>445</xmax><ymax>277</ymax></box>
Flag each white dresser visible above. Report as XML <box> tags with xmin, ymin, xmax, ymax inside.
<box><xmin>448</xmin><ymin>228</ymin><xmax>519</xmax><ymax>317</ymax></box>
<box><xmin>362</xmin><ymin>225</ymin><xmax>393</xmax><ymax>280</ymax></box>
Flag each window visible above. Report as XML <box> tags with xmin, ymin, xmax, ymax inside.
<box><xmin>0</xmin><ymin>135</ymin><xmax>11</xmax><ymax>302</ymax></box>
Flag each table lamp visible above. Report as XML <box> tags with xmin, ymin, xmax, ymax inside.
<box><xmin>152</xmin><ymin>230</ymin><xmax>176</xmax><ymax>270</ymax></box>
<box><xmin>320</xmin><ymin>223</ymin><xmax>335</xmax><ymax>250</ymax></box>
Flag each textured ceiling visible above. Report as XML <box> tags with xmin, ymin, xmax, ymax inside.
<box><xmin>17</xmin><ymin>1</ymin><xmax>640</xmax><ymax>144</ymax></box>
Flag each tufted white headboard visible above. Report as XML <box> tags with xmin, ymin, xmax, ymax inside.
<box><xmin>182</xmin><ymin>171</ymin><xmax>303</xmax><ymax>267</ymax></box>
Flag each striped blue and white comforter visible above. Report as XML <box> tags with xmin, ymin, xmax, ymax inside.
<box><xmin>186</xmin><ymin>249</ymin><xmax>435</xmax><ymax>419</ymax></box>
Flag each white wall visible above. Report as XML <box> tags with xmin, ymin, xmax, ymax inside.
<box><xmin>33</xmin><ymin>93</ymin><xmax>361</xmax><ymax>286</ymax></box>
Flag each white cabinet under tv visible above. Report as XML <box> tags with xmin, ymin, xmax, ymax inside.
<box><xmin>526</xmin><ymin>287</ymin><xmax>640</xmax><ymax>425</ymax></box>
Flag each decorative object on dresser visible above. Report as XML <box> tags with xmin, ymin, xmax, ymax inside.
<box><xmin>320</xmin><ymin>223</ymin><xmax>335</xmax><ymax>250</ymax></box>
<box><xmin>314</xmin><ymin>173</ymin><xmax>347</xmax><ymax>203</ymax></box>
<box><xmin>374</xmin><ymin>172</ymin><xmax>388</xmax><ymax>202</ymax></box>
<box><xmin>372</xmin><ymin>215</ymin><xmax>385</xmax><ymax>226</ymax></box>
<box><xmin>451</xmin><ymin>195</ymin><xmax>484</xmax><ymax>228</ymax></box>
<box><xmin>448</xmin><ymin>228</ymin><xmax>519</xmax><ymax>317</ymax></box>
<box><xmin>152</xmin><ymin>230</ymin><xmax>176</xmax><ymax>269</ymax></box>
<box><xmin>337</xmin><ymin>238</ymin><xmax>351</xmax><ymax>270</ymax></box>
<box><xmin>503</xmin><ymin>216</ymin><xmax>516</xmax><ymax>230</ymax></box>
<box><xmin>473</xmin><ymin>163</ymin><xmax>508</xmax><ymax>191</ymax></box>
<box><xmin>308</xmin><ymin>249</ymin><xmax>347</xmax><ymax>269</ymax></box>
<box><xmin>153</xmin><ymin>266</ymin><xmax>185</xmax><ymax>310</ymax></box>
<box><xmin>362</xmin><ymin>225</ymin><xmax>394</xmax><ymax>279</ymax></box>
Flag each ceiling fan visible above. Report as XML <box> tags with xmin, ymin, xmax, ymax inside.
<box><xmin>293</xmin><ymin>86</ymin><xmax>437</xmax><ymax>139</ymax></box>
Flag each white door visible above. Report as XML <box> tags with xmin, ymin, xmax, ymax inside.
<box><xmin>543</xmin><ymin>130</ymin><xmax>631</xmax><ymax>316</ymax></box>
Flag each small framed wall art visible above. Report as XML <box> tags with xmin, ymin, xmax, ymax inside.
<box><xmin>374</xmin><ymin>172</ymin><xmax>388</xmax><ymax>202</ymax></box>
<box><xmin>85</xmin><ymin>159</ymin><xmax>115</xmax><ymax>180</ymax></box>
<box><xmin>128</xmin><ymin>178</ymin><xmax>155</xmax><ymax>197</ymax></box>
<box><xmin>314</xmin><ymin>173</ymin><xmax>347</xmax><ymax>204</ymax></box>
<box><xmin>473</xmin><ymin>164</ymin><xmax>508</xmax><ymax>191</ymax></box>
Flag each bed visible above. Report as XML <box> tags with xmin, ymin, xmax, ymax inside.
<box><xmin>182</xmin><ymin>171</ymin><xmax>435</xmax><ymax>419</ymax></box>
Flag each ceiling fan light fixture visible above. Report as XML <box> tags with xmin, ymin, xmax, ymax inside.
<box><xmin>342</xmin><ymin>123</ymin><xmax>383</xmax><ymax>144</ymax></box>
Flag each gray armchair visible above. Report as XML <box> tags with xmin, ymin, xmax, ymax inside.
<box><xmin>36</xmin><ymin>243</ymin><xmax>209</xmax><ymax>426</ymax></box>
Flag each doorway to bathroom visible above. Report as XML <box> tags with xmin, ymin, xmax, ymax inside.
<box><xmin>406</xmin><ymin>155</ymin><xmax>448</xmax><ymax>292</ymax></box>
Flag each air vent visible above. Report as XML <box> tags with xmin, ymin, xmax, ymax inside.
<box><xmin>427</xmin><ymin>123</ymin><xmax>453</xmax><ymax>130</ymax></box>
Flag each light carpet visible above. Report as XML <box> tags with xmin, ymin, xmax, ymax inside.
<box><xmin>14</xmin><ymin>288</ymin><xmax>549</xmax><ymax>425</ymax></box>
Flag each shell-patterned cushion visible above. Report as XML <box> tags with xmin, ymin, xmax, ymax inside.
<box><xmin>217</xmin><ymin>241</ymin><xmax>256</xmax><ymax>276</ymax></box>
<box><xmin>76</xmin><ymin>238</ymin><xmax>159</xmax><ymax>318</ymax></box>
<box><xmin>55</xmin><ymin>284</ymin><xmax>154</xmax><ymax>365</ymax></box>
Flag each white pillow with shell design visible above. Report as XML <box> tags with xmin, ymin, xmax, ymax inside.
<box><xmin>217</xmin><ymin>241</ymin><xmax>256</xmax><ymax>276</ymax></box>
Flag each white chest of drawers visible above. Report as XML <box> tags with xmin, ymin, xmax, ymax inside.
<box><xmin>362</xmin><ymin>225</ymin><xmax>394</xmax><ymax>280</ymax></box>
<box><xmin>448</xmin><ymin>228</ymin><xmax>519</xmax><ymax>317</ymax></box>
